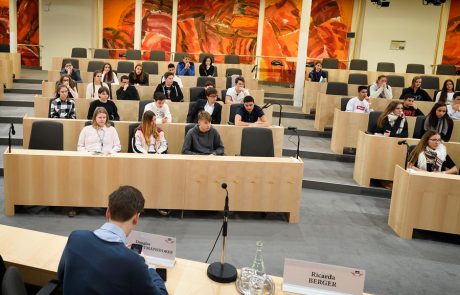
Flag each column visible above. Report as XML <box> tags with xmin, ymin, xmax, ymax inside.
<box><xmin>9</xmin><ymin>0</ymin><xmax>17</xmax><ymax>53</ymax></box>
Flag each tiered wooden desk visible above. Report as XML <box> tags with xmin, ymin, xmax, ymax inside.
<box><xmin>389</xmin><ymin>166</ymin><xmax>460</xmax><ymax>240</ymax></box>
<box><xmin>0</xmin><ymin>52</ymin><xmax>21</xmax><ymax>80</ymax></box>
<box><xmin>0</xmin><ymin>59</ymin><xmax>13</xmax><ymax>89</ymax></box>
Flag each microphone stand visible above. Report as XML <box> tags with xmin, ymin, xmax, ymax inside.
<box><xmin>262</xmin><ymin>102</ymin><xmax>282</xmax><ymax>126</ymax></box>
<box><xmin>8</xmin><ymin>123</ymin><xmax>15</xmax><ymax>153</ymax></box>
<box><xmin>398</xmin><ymin>140</ymin><xmax>410</xmax><ymax>169</ymax></box>
<box><xmin>207</xmin><ymin>183</ymin><xmax>237</xmax><ymax>283</ymax></box>
<box><xmin>288</xmin><ymin>127</ymin><xmax>300</xmax><ymax>159</ymax></box>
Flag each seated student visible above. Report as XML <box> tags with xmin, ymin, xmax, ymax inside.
<box><xmin>87</xmin><ymin>86</ymin><xmax>120</xmax><ymax>121</ymax></box>
<box><xmin>182</xmin><ymin>111</ymin><xmax>224</xmax><ymax>155</ymax></box>
<box><xmin>57</xmin><ymin>75</ymin><xmax>79</xmax><ymax>99</ymax></box>
<box><xmin>435</xmin><ymin>79</ymin><xmax>455</xmax><ymax>104</ymax></box>
<box><xmin>133</xmin><ymin>111</ymin><xmax>168</xmax><ymax>154</ymax></box>
<box><xmin>77</xmin><ymin>107</ymin><xmax>121</xmax><ymax>154</ymax></box>
<box><xmin>129</xmin><ymin>64</ymin><xmax>149</xmax><ymax>86</ymax></box>
<box><xmin>235</xmin><ymin>96</ymin><xmax>270</xmax><ymax>127</ymax></box>
<box><xmin>58</xmin><ymin>186</ymin><xmax>168</xmax><ymax>295</ymax></box>
<box><xmin>422</xmin><ymin>103</ymin><xmax>454</xmax><ymax>142</ymax></box>
<box><xmin>370</xmin><ymin>101</ymin><xmax>408</xmax><ymax>138</ymax></box>
<box><xmin>225</xmin><ymin>76</ymin><xmax>250</xmax><ymax>104</ymax></box>
<box><xmin>86</xmin><ymin>70</ymin><xmax>109</xmax><ymax>99</ymax></box>
<box><xmin>143</xmin><ymin>92</ymin><xmax>172</xmax><ymax>124</ymax></box>
<box><xmin>308</xmin><ymin>61</ymin><xmax>327</xmax><ymax>82</ymax></box>
<box><xmin>402</xmin><ymin>95</ymin><xmax>424</xmax><ymax>117</ymax></box>
<box><xmin>101</xmin><ymin>63</ymin><xmax>119</xmax><ymax>85</ymax></box>
<box><xmin>399</xmin><ymin>76</ymin><xmax>432</xmax><ymax>101</ymax></box>
<box><xmin>193</xmin><ymin>80</ymin><xmax>216</xmax><ymax>101</ymax></box>
<box><xmin>50</xmin><ymin>85</ymin><xmax>76</xmax><ymax>119</ymax></box>
<box><xmin>187</xmin><ymin>87</ymin><xmax>222</xmax><ymax>124</ymax></box>
<box><xmin>154</xmin><ymin>72</ymin><xmax>184</xmax><ymax>102</ymax></box>
<box><xmin>369</xmin><ymin>75</ymin><xmax>393</xmax><ymax>99</ymax></box>
<box><xmin>160</xmin><ymin>63</ymin><xmax>183</xmax><ymax>88</ymax></box>
<box><xmin>345</xmin><ymin>86</ymin><xmax>372</xmax><ymax>113</ymax></box>
<box><xmin>408</xmin><ymin>130</ymin><xmax>458</xmax><ymax>175</ymax></box>
<box><xmin>447</xmin><ymin>92</ymin><xmax>460</xmax><ymax>120</ymax></box>
<box><xmin>176</xmin><ymin>54</ymin><xmax>195</xmax><ymax>76</ymax></box>
<box><xmin>199</xmin><ymin>56</ymin><xmax>216</xmax><ymax>77</ymax></box>
<box><xmin>116</xmin><ymin>75</ymin><xmax>140</xmax><ymax>100</ymax></box>
<box><xmin>60</xmin><ymin>61</ymin><xmax>82</xmax><ymax>83</ymax></box>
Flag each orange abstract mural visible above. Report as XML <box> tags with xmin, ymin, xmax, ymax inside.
<box><xmin>176</xmin><ymin>0</ymin><xmax>259</xmax><ymax>63</ymax></box>
<box><xmin>103</xmin><ymin>0</ymin><xmax>135</xmax><ymax>57</ymax></box>
<box><xmin>141</xmin><ymin>0</ymin><xmax>172</xmax><ymax>59</ymax></box>
<box><xmin>442</xmin><ymin>1</ymin><xmax>460</xmax><ymax>67</ymax></box>
<box><xmin>17</xmin><ymin>0</ymin><xmax>39</xmax><ymax>66</ymax></box>
<box><xmin>0</xmin><ymin>0</ymin><xmax>9</xmax><ymax>45</ymax></box>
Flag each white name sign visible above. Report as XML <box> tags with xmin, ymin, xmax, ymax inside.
<box><xmin>282</xmin><ymin>258</ymin><xmax>365</xmax><ymax>295</ymax></box>
<box><xmin>126</xmin><ymin>231</ymin><xmax>176</xmax><ymax>268</ymax></box>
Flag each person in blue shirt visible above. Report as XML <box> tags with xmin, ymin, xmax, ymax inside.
<box><xmin>176</xmin><ymin>55</ymin><xmax>195</xmax><ymax>76</ymax></box>
<box><xmin>58</xmin><ymin>186</ymin><xmax>168</xmax><ymax>295</ymax></box>
<box><xmin>234</xmin><ymin>96</ymin><xmax>270</xmax><ymax>127</ymax></box>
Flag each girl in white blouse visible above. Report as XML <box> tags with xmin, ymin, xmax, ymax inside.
<box><xmin>77</xmin><ymin>107</ymin><xmax>121</xmax><ymax>154</ymax></box>
<box><xmin>132</xmin><ymin>110</ymin><xmax>168</xmax><ymax>154</ymax></box>
<box><xmin>86</xmin><ymin>70</ymin><xmax>109</xmax><ymax>99</ymax></box>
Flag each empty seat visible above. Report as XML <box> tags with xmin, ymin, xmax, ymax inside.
<box><xmin>2</xmin><ymin>266</ymin><xmax>58</xmax><ymax>295</ymax></box>
<box><xmin>174</xmin><ymin>52</ymin><xmax>187</xmax><ymax>62</ymax></box>
<box><xmin>322</xmin><ymin>58</ymin><xmax>339</xmax><ymax>69</ymax></box>
<box><xmin>367</xmin><ymin>111</ymin><xmax>382</xmax><ymax>134</ymax></box>
<box><xmin>117</xmin><ymin>61</ymin><xmax>135</xmax><ymax>74</ymax></box>
<box><xmin>127</xmin><ymin>123</ymin><xmax>140</xmax><ymax>153</ymax></box>
<box><xmin>61</xmin><ymin>58</ymin><xmax>79</xmax><ymax>69</ymax></box>
<box><xmin>386</xmin><ymin>75</ymin><xmax>405</xmax><ymax>88</ymax></box>
<box><xmin>142</xmin><ymin>61</ymin><xmax>158</xmax><ymax>75</ymax></box>
<box><xmin>240</xmin><ymin>128</ymin><xmax>274</xmax><ymax>157</ymax></box>
<box><xmin>225</xmin><ymin>68</ymin><xmax>242</xmax><ymax>77</ymax></box>
<box><xmin>406</xmin><ymin>64</ymin><xmax>425</xmax><ymax>74</ymax></box>
<box><xmin>326</xmin><ymin>82</ymin><xmax>348</xmax><ymax>95</ymax></box>
<box><xmin>199</xmin><ymin>54</ymin><xmax>214</xmax><ymax>63</ymax></box>
<box><xmin>226</xmin><ymin>77</ymin><xmax>234</xmax><ymax>88</ymax></box>
<box><xmin>412</xmin><ymin>116</ymin><xmax>426</xmax><ymax>139</ymax></box>
<box><xmin>341</xmin><ymin>98</ymin><xmax>351</xmax><ymax>111</ymax></box>
<box><xmin>420</xmin><ymin>75</ymin><xmax>439</xmax><ymax>90</ymax></box>
<box><xmin>349</xmin><ymin>59</ymin><xmax>368</xmax><ymax>71</ymax></box>
<box><xmin>197</xmin><ymin>77</ymin><xmax>215</xmax><ymax>87</ymax></box>
<box><xmin>228</xmin><ymin>104</ymin><xmax>241</xmax><ymax>124</ymax></box>
<box><xmin>150</xmin><ymin>50</ymin><xmax>166</xmax><ymax>61</ymax></box>
<box><xmin>190</xmin><ymin>87</ymin><xmax>203</xmax><ymax>102</ymax></box>
<box><xmin>126</xmin><ymin>49</ymin><xmax>142</xmax><ymax>60</ymax></box>
<box><xmin>456</xmin><ymin>78</ymin><xmax>460</xmax><ymax>92</ymax></box>
<box><xmin>138</xmin><ymin>100</ymin><xmax>154</xmax><ymax>121</ymax></box>
<box><xmin>87</xmin><ymin>61</ymin><xmax>105</xmax><ymax>72</ymax></box>
<box><xmin>184</xmin><ymin>123</ymin><xmax>195</xmax><ymax>136</ymax></box>
<box><xmin>29</xmin><ymin>121</ymin><xmax>64</xmax><ymax>150</ymax></box>
<box><xmin>71</xmin><ymin>47</ymin><xmax>87</xmax><ymax>58</ymax></box>
<box><xmin>94</xmin><ymin>49</ymin><xmax>110</xmax><ymax>59</ymax></box>
<box><xmin>348</xmin><ymin>73</ymin><xmax>368</xmax><ymax>85</ymax></box>
<box><xmin>224</xmin><ymin>54</ymin><xmax>240</xmax><ymax>64</ymax></box>
<box><xmin>436</xmin><ymin>64</ymin><xmax>456</xmax><ymax>76</ymax></box>
<box><xmin>221</xmin><ymin>89</ymin><xmax>227</xmax><ymax>102</ymax></box>
<box><xmin>0</xmin><ymin>44</ymin><xmax>10</xmax><ymax>52</ymax></box>
<box><xmin>377</xmin><ymin>62</ymin><xmax>395</xmax><ymax>72</ymax></box>
<box><xmin>186</xmin><ymin>102</ymin><xmax>197</xmax><ymax>123</ymax></box>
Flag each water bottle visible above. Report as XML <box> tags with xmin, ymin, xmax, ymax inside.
<box><xmin>251</xmin><ymin>241</ymin><xmax>265</xmax><ymax>273</ymax></box>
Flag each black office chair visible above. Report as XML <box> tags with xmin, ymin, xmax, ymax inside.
<box><xmin>225</xmin><ymin>68</ymin><xmax>242</xmax><ymax>77</ymax></box>
<box><xmin>226</xmin><ymin>77</ymin><xmax>234</xmax><ymax>88</ymax></box>
<box><xmin>0</xmin><ymin>44</ymin><xmax>10</xmax><ymax>52</ymax></box>
<box><xmin>348</xmin><ymin>73</ymin><xmax>368</xmax><ymax>85</ymax></box>
<box><xmin>326</xmin><ymin>82</ymin><xmax>348</xmax><ymax>96</ymax></box>
<box><xmin>150</xmin><ymin>50</ymin><xmax>166</xmax><ymax>61</ymax></box>
<box><xmin>190</xmin><ymin>87</ymin><xmax>203</xmax><ymax>102</ymax></box>
<box><xmin>87</xmin><ymin>61</ymin><xmax>105</xmax><ymax>72</ymax></box>
<box><xmin>340</xmin><ymin>98</ymin><xmax>351</xmax><ymax>111</ymax></box>
<box><xmin>29</xmin><ymin>121</ymin><xmax>64</xmax><ymax>150</ymax></box>
<box><xmin>322</xmin><ymin>58</ymin><xmax>339</xmax><ymax>69</ymax></box>
<box><xmin>367</xmin><ymin>111</ymin><xmax>383</xmax><ymax>134</ymax></box>
<box><xmin>377</xmin><ymin>62</ymin><xmax>395</xmax><ymax>72</ymax></box>
<box><xmin>2</xmin><ymin>266</ymin><xmax>59</xmax><ymax>295</ymax></box>
<box><xmin>94</xmin><ymin>49</ymin><xmax>110</xmax><ymax>59</ymax></box>
<box><xmin>456</xmin><ymin>78</ymin><xmax>460</xmax><ymax>92</ymax></box>
<box><xmin>228</xmin><ymin>104</ymin><xmax>241</xmax><ymax>124</ymax></box>
<box><xmin>349</xmin><ymin>59</ymin><xmax>368</xmax><ymax>71</ymax></box>
<box><xmin>126</xmin><ymin>49</ymin><xmax>142</xmax><ymax>60</ymax></box>
<box><xmin>436</xmin><ymin>64</ymin><xmax>456</xmax><ymax>76</ymax></box>
<box><xmin>174</xmin><ymin>52</ymin><xmax>187</xmax><ymax>62</ymax></box>
<box><xmin>184</xmin><ymin>123</ymin><xmax>195</xmax><ymax>136</ymax></box>
<box><xmin>0</xmin><ymin>255</ymin><xmax>6</xmax><ymax>288</ymax></box>
<box><xmin>142</xmin><ymin>61</ymin><xmax>158</xmax><ymax>75</ymax></box>
<box><xmin>412</xmin><ymin>116</ymin><xmax>426</xmax><ymax>139</ymax></box>
<box><xmin>138</xmin><ymin>100</ymin><xmax>154</xmax><ymax>121</ymax></box>
<box><xmin>199</xmin><ymin>53</ymin><xmax>214</xmax><ymax>64</ymax></box>
<box><xmin>224</xmin><ymin>54</ymin><xmax>240</xmax><ymax>64</ymax></box>
<box><xmin>421</xmin><ymin>75</ymin><xmax>439</xmax><ymax>90</ymax></box>
<box><xmin>406</xmin><ymin>64</ymin><xmax>425</xmax><ymax>74</ymax></box>
<box><xmin>197</xmin><ymin>77</ymin><xmax>215</xmax><ymax>87</ymax></box>
<box><xmin>186</xmin><ymin>102</ymin><xmax>197</xmax><ymax>123</ymax></box>
<box><xmin>240</xmin><ymin>128</ymin><xmax>274</xmax><ymax>157</ymax></box>
<box><xmin>61</xmin><ymin>58</ymin><xmax>79</xmax><ymax>70</ymax></box>
<box><xmin>221</xmin><ymin>89</ymin><xmax>227</xmax><ymax>103</ymax></box>
<box><xmin>386</xmin><ymin>75</ymin><xmax>405</xmax><ymax>88</ymax></box>
<box><xmin>117</xmin><ymin>61</ymin><xmax>134</xmax><ymax>74</ymax></box>
<box><xmin>127</xmin><ymin>123</ymin><xmax>140</xmax><ymax>153</ymax></box>
<box><xmin>71</xmin><ymin>47</ymin><xmax>87</xmax><ymax>58</ymax></box>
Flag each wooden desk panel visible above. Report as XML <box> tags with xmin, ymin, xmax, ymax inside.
<box><xmin>389</xmin><ymin>166</ymin><xmax>460</xmax><ymax>240</ymax></box>
<box><xmin>0</xmin><ymin>59</ymin><xmax>13</xmax><ymax>89</ymax></box>
<box><xmin>0</xmin><ymin>52</ymin><xmax>21</xmax><ymax>79</ymax></box>
<box><xmin>301</xmin><ymin>81</ymin><xmax>326</xmax><ymax>114</ymax></box>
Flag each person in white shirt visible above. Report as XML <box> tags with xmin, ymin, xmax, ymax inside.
<box><xmin>132</xmin><ymin>110</ymin><xmax>168</xmax><ymax>154</ymax></box>
<box><xmin>101</xmin><ymin>63</ymin><xmax>119</xmax><ymax>85</ymax></box>
<box><xmin>86</xmin><ymin>70</ymin><xmax>109</xmax><ymax>99</ymax></box>
<box><xmin>77</xmin><ymin>107</ymin><xmax>121</xmax><ymax>154</ymax></box>
<box><xmin>345</xmin><ymin>86</ymin><xmax>372</xmax><ymax>113</ymax></box>
<box><xmin>143</xmin><ymin>92</ymin><xmax>173</xmax><ymax>124</ymax></box>
<box><xmin>435</xmin><ymin>79</ymin><xmax>455</xmax><ymax>104</ymax></box>
<box><xmin>369</xmin><ymin>75</ymin><xmax>393</xmax><ymax>99</ymax></box>
<box><xmin>187</xmin><ymin>87</ymin><xmax>222</xmax><ymax>124</ymax></box>
<box><xmin>225</xmin><ymin>76</ymin><xmax>250</xmax><ymax>104</ymax></box>
<box><xmin>447</xmin><ymin>92</ymin><xmax>460</xmax><ymax>120</ymax></box>
<box><xmin>160</xmin><ymin>63</ymin><xmax>184</xmax><ymax>88</ymax></box>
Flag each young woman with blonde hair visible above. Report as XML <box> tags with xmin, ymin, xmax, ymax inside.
<box><xmin>132</xmin><ymin>110</ymin><xmax>168</xmax><ymax>154</ymax></box>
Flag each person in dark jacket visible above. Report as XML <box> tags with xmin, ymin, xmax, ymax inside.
<box><xmin>129</xmin><ymin>64</ymin><xmax>149</xmax><ymax>86</ymax></box>
<box><xmin>182</xmin><ymin>111</ymin><xmax>224</xmax><ymax>155</ymax></box>
<box><xmin>116</xmin><ymin>75</ymin><xmax>140</xmax><ymax>100</ymax></box>
<box><xmin>60</xmin><ymin>61</ymin><xmax>82</xmax><ymax>83</ymax></box>
<box><xmin>199</xmin><ymin>56</ymin><xmax>216</xmax><ymax>77</ymax></box>
<box><xmin>187</xmin><ymin>87</ymin><xmax>222</xmax><ymax>124</ymax></box>
<box><xmin>399</xmin><ymin>76</ymin><xmax>432</xmax><ymax>101</ymax></box>
<box><xmin>371</xmin><ymin>101</ymin><xmax>408</xmax><ymax>138</ymax></box>
<box><xmin>154</xmin><ymin>72</ymin><xmax>184</xmax><ymax>102</ymax></box>
<box><xmin>401</xmin><ymin>95</ymin><xmax>424</xmax><ymax>117</ymax></box>
<box><xmin>87</xmin><ymin>86</ymin><xmax>120</xmax><ymax>121</ymax></box>
<box><xmin>308</xmin><ymin>61</ymin><xmax>327</xmax><ymax>82</ymax></box>
<box><xmin>422</xmin><ymin>102</ymin><xmax>454</xmax><ymax>142</ymax></box>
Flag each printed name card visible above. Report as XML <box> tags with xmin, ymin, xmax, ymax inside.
<box><xmin>126</xmin><ymin>231</ymin><xmax>176</xmax><ymax>268</ymax></box>
<box><xmin>282</xmin><ymin>258</ymin><xmax>365</xmax><ymax>295</ymax></box>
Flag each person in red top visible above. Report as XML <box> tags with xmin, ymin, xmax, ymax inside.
<box><xmin>401</xmin><ymin>95</ymin><xmax>424</xmax><ymax>117</ymax></box>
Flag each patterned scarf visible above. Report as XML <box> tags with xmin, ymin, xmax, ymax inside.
<box><xmin>417</xmin><ymin>144</ymin><xmax>447</xmax><ymax>172</ymax></box>
<box><xmin>387</xmin><ymin>112</ymin><xmax>405</xmax><ymax>134</ymax></box>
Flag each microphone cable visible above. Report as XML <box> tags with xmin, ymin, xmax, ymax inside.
<box><xmin>204</xmin><ymin>224</ymin><xmax>223</xmax><ymax>263</ymax></box>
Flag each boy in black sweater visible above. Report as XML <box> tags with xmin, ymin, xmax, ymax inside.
<box><xmin>87</xmin><ymin>86</ymin><xmax>120</xmax><ymax>121</ymax></box>
<box><xmin>402</xmin><ymin>95</ymin><xmax>424</xmax><ymax>117</ymax></box>
<box><xmin>116</xmin><ymin>75</ymin><xmax>140</xmax><ymax>100</ymax></box>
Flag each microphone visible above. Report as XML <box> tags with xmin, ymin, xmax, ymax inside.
<box><xmin>397</xmin><ymin>140</ymin><xmax>410</xmax><ymax>169</ymax></box>
<box><xmin>10</xmin><ymin>123</ymin><xmax>15</xmax><ymax>135</ymax></box>
<box><xmin>288</xmin><ymin>126</ymin><xmax>300</xmax><ymax>159</ymax></box>
<box><xmin>8</xmin><ymin>123</ymin><xmax>15</xmax><ymax>153</ymax></box>
<box><xmin>398</xmin><ymin>140</ymin><xmax>407</xmax><ymax>145</ymax></box>
<box><xmin>262</xmin><ymin>103</ymin><xmax>283</xmax><ymax>126</ymax></box>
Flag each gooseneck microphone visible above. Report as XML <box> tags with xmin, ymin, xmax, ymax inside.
<box><xmin>8</xmin><ymin>123</ymin><xmax>15</xmax><ymax>153</ymax></box>
<box><xmin>288</xmin><ymin>126</ymin><xmax>300</xmax><ymax>159</ymax></box>
<box><xmin>397</xmin><ymin>140</ymin><xmax>410</xmax><ymax>169</ymax></box>
<box><xmin>397</xmin><ymin>140</ymin><xmax>407</xmax><ymax>145</ymax></box>
<box><xmin>262</xmin><ymin>103</ymin><xmax>283</xmax><ymax>126</ymax></box>
<box><xmin>207</xmin><ymin>183</ymin><xmax>237</xmax><ymax>283</ymax></box>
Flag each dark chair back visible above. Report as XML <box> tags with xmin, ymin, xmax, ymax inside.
<box><xmin>174</xmin><ymin>52</ymin><xmax>187</xmax><ymax>62</ymax></box>
<box><xmin>421</xmin><ymin>75</ymin><xmax>439</xmax><ymax>90</ymax></box>
<box><xmin>225</xmin><ymin>68</ymin><xmax>242</xmax><ymax>77</ymax></box>
<box><xmin>340</xmin><ymin>98</ymin><xmax>351</xmax><ymax>111</ymax></box>
<box><xmin>190</xmin><ymin>87</ymin><xmax>203</xmax><ymax>102</ymax></box>
<box><xmin>29</xmin><ymin>121</ymin><xmax>64</xmax><ymax>150</ymax></box>
<box><xmin>150</xmin><ymin>50</ymin><xmax>166</xmax><ymax>61</ymax></box>
<box><xmin>126</xmin><ymin>49</ymin><xmax>142</xmax><ymax>60</ymax></box>
<box><xmin>186</xmin><ymin>102</ymin><xmax>197</xmax><ymax>123</ymax></box>
<box><xmin>326</xmin><ymin>82</ymin><xmax>348</xmax><ymax>95</ymax></box>
<box><xmin>226</xmin><ymin>77</ymin><xmax>234</xmax><ymax>88</ymax></box>
<box><xmin>228</xmin><ymin>104</ymin><xmax>241</xmax><ymax>124</ymax></box>
<box><xmin>349</xmin><ymin>59</ymin><xmax>368</xmax><ymax>71</ymax></box>
<box><xmin>138</xmin><ymin>100</ymin><xmax>154</xmax><ymax>121</ymax></box>
<box><xmin>0</xmin><ymin>44</ymin><xmax>10</xmax><ymax>52</ymax></box>
<box><xmin>61</xmin><ymin>58</ymin><xmax>79</xmax><ymax>69</ymax></box>
<box><xmin>197</xmin><ymin>77</ymin><xmax>215</xmax><ymax>87</ymax></box>
<box><xmin>322</xmin><ymin>58</ymin><xmax>339</xmax><ymax>69</ymax></box>
<box><xmin>0</xmin><ymin>255</ymin><xmax>6</xmax><ymax>291</ymax></box>
<box><xmin>142</xmin><ymin>61</ymin><xmax>158</xmax><ymax>75</ymax></box>
<box><xmin>184</xmin><ymin>123</ymin><xmax>195</xmax><ymax>136</ymax></box>
<box><xmin>377</xmin><ymin>62</ymin><xmax>395</xmax><ymax>72</ymax></box>
<box><xmin>2</xmin><ymin>267</ymin><xmax>27</xmax><ymax>295</ymax></box>
<box><xmin>456</xmin><ymin>78</ymin><xmax>460</xmax><ymax>92</ymax></box>
<box><xmin>221</xmin><ymin>89</ymin><xmax>227</xmax><ymax>102</ymax></box>
<box><xmin>117</xmin><ymin>61</ymin><xmax>135</xmax><ymax>74</ymax></box>
<box><xmin>128</xmin><ymin>123</ymin><xmax>140</xmax><ymax>153</ymax></box>
<box><xmin>199</xmin><ymin>54</ymin><xmax>215</xmax><ymax>63</ymax></box>
<box><xmin>94</xmin><ymin>49</ymin><xmax>110</xmax><ymax>59</ymax></box>
<box><xmin>224</xmin><ymin>54</ymin><xmax>240</xmax><ymax>64</ymax></box>
<box><xmin>71</xmin><ymin>47</ymin><xmax>87</xmax><ymax>58</ymax></box>
<box><xmin>436</xmin><ymin>64</ymin><xmax>456</xmax><ymax>76</ymax></box>
<box><xmin>348</xmin><ymin>73</ymin><xmax>368</xmax><ymax>85</ymax></box>
<box><xmin>412</xmin><ymin>116</ymin><xmax>426</xmax><ymax>139</ymax></box>
<box><xmin>406</xmin><ymin>64</ymin><xmax>425</xmax><ymax>74</ymax></box>
<box><xmin>87</xmin><ymin>61</ymin><xmax>105</xmax><ymax>72</ymax></box>
<box><xmin>240</xmin><ymin>128</ymin><xmax>274</xmax><ymax>157</ymax></box>
<box><xmin>367</xmin><ymin>111</ymin><xmax>382</xmax><ymax>134</ymax></box>
<box><xmin>387</xmin><ymin>75</ymin><xmax>405</xmax><ymax>88</ymax></box>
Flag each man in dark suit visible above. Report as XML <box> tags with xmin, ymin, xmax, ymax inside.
<box><xmin>187</xmin><ymin>87</ymin><xmax>222</xmax><ymax>124</ymax></box>
<box><xmin>58</xmin><ymin>186</ymin><xmax>167</xmax><ymax>295</ymax></box>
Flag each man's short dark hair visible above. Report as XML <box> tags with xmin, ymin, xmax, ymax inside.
<box><xmin>205</xmin><ymin>87</ymin><xmax>217</xmax><ymax>97</ymax></box>
<box><xmin>204</xmin><ymin>80</ymin><xmax>215</xmax><ymax>87</ymax></box>
<box><xmin>402</xmin><ymin>94</ymin><xmax>416</xmax><ymax>100</ymax></box>
<box><xmin>243</xmin><ymin>96</ymin><xmax>254</xmax><ymax>103</ymax></box>
<box><xmin>120</xmin><ymin>75</ymin><xmax>129</xmax><ymax>81</ymax></box>
<box><xmin>108</xmin><ymin>186</ymin><xmax>145</xmax><ymax>222</ymax></box>
<box><xmin>235</xmin><ymin>76</ymin><xmax>245</xmax><ymax>84</ymax></box>
<box><xmin>167</xmin><ymin>63</ymin><xmax>175</xmax><ymax>69</ymax></box>
<box><xmin>154</xmin><ymin>92</ymin><xmax>166</xmax><ymax>100</ymax></box>
<box><xmin>358</xmin><ymin>86</ymin><xmax>368</xmax><ymax>93</ymax></box>
<box><xmin>163</xmin><ymin>71</ymin><xmax>174</xmax><ymax>79</ymax></box>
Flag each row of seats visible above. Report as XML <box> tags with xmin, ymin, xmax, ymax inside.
<box><xmin>71</xmin><ymin>48</ymin><xmax>242</xmax><ymax>64</ymax></box>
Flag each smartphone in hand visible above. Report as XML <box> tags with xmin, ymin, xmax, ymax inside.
<box><xmin>130</xmin><ymin>243</ymin><xmax>143</xmax><ymax>254</ymax></box>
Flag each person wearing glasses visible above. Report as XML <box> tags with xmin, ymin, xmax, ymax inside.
<box><xmin>86</xmin><ymin>70</ymin><xmax>109</xmax><ymax>99</ymax></box>
<box><xmin>370</xmin><ymin>101</ymin><xmax>408</xmax><ymax>138</ymax></box>
<box><xmin>187</xmin><ymin>87</ymin><xmax>222</xmax><ymax>124</ymax></box>
<box><xmin>225</xmin><ymin>76</ymin><xmax>250</xmax><ymax>104</ymax></box>
<box><xmin>422</xmin><ymin>103</ymin><xmax>454</xmax><ymax>142</ymax></box>
<box><xmin>57</xmin><ymin>75</ymin><xmax>79</xmax><ymax>99</ymax></box>
<box><xmin>407</xmin><ymin>130</ymin><xmax>458</xmax><ymax>175</ymax></box>
<box><xmin>345</xmin><ymin>86</ymin><xmax>372</xmax><ymax>113</ymax></box>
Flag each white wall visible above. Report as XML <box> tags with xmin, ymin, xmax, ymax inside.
<box><xmin>359</xmin><ymin>0</ymin><xmax>442</xmax><ymax>74</ymax></box>
<box><xmin>40</xmin><ymin>0</ymin><xmax>98</xmax><ymax>70</ymax></box>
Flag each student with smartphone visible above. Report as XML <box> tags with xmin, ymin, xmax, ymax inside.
<box><xmin>370</xmin><ymin>101</ymin><xmax>408</xmax><ymax>138</ymax></box>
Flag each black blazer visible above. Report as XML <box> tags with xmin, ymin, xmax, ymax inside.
<box><xmin>187</xmin><ymin>99</ymin><xmax>222</xmax><ymax>124</ymax></box>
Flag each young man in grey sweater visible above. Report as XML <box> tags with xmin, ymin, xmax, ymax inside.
<box><xmin>182</xmin><ymin>111</ymin><xmax>224</xmax><ymax>155</ymax></box>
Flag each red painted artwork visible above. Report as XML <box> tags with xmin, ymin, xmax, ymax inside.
<box><xmin>103</xmin><ymin>0</ymin><xmax>135</xmax><ymax>58</ymax></box>
<box><xmin>442</xmin><ymin>1</ymin><xmax>460</xmax><ymax>67</ymax></box>
<box><xmin>141</xmin><ymin>0</ymin><xmax>173</xmax><ymax>60</ymax></box>
<box><xmin>17</xmin><ymin>0</ymin><xmax>40</xmax><ymax>66</ymax></box>
<box><xmin>0</xmin><ymin>0</ymin><xmax>9</xmax><ymax>45</ymax></box>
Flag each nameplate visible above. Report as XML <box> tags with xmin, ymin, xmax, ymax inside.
<box><xmin>126</xmin><ymin>231</ymin><xmax>176</xmax><ymax>268</ymax></box>
<box><xmin>282</xmin><ymin>258</ymin><xmax>365</xmax><ymax>295</ymax></box>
